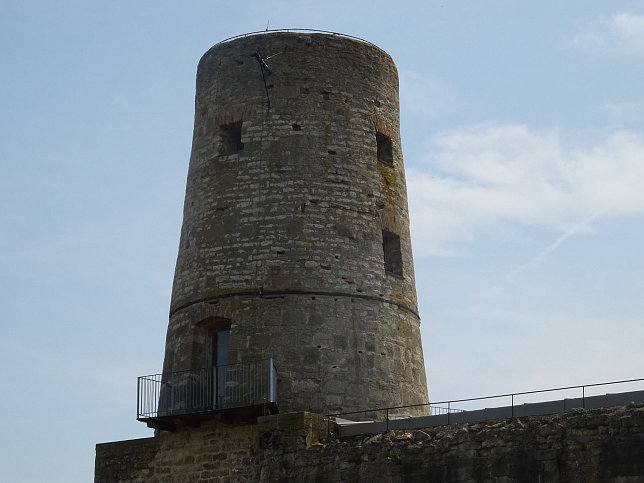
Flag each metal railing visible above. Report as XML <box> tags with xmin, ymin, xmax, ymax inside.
<box><xmin>137</xmin><ymin>359</ymin><xmax>277</xmax><ymax>421</ymax></box>
<box><xmin>430</xmin><ymin>377</ymin><xmax>644</xmax><ymax>419</ymax></box>
<box><xmin>213</xmin><ymin>29</ymin><xmax>382</xmax><ymax>50</ymax></box>
<box><xmin>325</xmin><ymin>377</ymin><xmax>644</xmax><ymax>434</ymax></box>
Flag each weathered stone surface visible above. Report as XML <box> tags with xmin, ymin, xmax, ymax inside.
<box><xmin>162</xmin><ymin>32</ymin><xmax>427</xmax><ymax>414</ymax></box>
<box><xmin>96</xmin><ymin>405</ymin><xmax>644</xmax><ymax>482</ymax></box>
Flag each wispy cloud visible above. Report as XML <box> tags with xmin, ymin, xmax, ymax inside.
<box><xmin>570</xmin><ymin>12</ymin><xmax>644</xmax><ymax>56</ymax></box>
<box><xmin>408</xmin><ymin>123</ymin><xmax>644</xmax><ymax>256</ymax></box>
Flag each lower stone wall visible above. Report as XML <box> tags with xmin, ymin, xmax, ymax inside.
<box><xmin>96</xmin><ymin>404</ymin><xmax>644</xmax><ymax>482</ymax></box>
<box><xmin>96</xmin><ymin>416</ymin><xmax>260</xmax><ymax>481</ymax></box>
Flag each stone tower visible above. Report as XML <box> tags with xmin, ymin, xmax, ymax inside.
<box><xmin>161</xmin><ymin>31</ymin><xmax>428</xmax><ymax>416</ymax></box>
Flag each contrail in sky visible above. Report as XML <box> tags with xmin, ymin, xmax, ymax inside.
<box><xmin>505</xmin><ymin>212</ymin><xmax>603</xmax><ymax>282</ymax></box>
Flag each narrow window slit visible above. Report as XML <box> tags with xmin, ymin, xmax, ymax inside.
<box><xmin>382</xmin><ymin>230</ymin><xmax>403</xmax><ymax>276</ymax></box>
<box><xmin>376</xmin><ymin>131</ymin><xmax>393</xmax><ymax>164</ymax></box>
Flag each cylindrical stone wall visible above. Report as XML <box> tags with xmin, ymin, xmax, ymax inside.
<box><xmin>162</xmin><ymin>32</ymin><xmax>428</xmax><ymax>414</ymax></box>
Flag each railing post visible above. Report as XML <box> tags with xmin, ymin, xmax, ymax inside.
<box><xmin>268</xmin><ymin>358</ymin><xmax>276</xmax><ymax>404</ymax></box>
<box><xmin>386</xmin><ymin>408</ymin><xmax>389</xmax><ymax>431</ymax></box>
<box><xmin>511</xmin><ymin>394</ymin><xmax>514</xmax><ymax>417</ymax></box>
<box><xmin>583</xmin><ymin>385</ymin><xmax>585</xmax><ymax>408</ymax></box>
<box><xmin>447</xmin><ymin>402</ymin><xmax>450</xmax><ymax>424</ymax></box>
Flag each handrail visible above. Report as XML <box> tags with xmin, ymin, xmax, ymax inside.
<box><xmin>429</xmin><ymin>377</ymin><xmax>644</xmax><ymax>408</ymax></box>
<box><xmin>325</xmin><ymin>376</ymin><xmax>644</xmax><ymax>422</ymax></box>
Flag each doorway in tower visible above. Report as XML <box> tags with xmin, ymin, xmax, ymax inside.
<box><xmin>209</xmin><ymin>329</ymin><xmax>230</xmax><ymax>409</ymax></box>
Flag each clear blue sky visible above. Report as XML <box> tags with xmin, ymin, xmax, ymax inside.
<box><xmin>2</xmin><ymin>2</ymin><xmax>643</xmax><ymax>481</ymax></box>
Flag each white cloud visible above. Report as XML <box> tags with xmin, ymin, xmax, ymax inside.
<box><xmin>408</xmin><ymin>123</ymin><xmax>644</xmax><ymax>256</ymax></box>
<box><xmin>571</xmin><ymin>12</ymin><xmax>644</xmax><ymax>55</ymax></box>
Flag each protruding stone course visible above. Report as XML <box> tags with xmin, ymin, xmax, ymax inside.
<box><xmin>96</xmin><ymin>404</ymin><xmax>644</xmax><ymax>482</ymax></box>
<box><xmin>162</xmin><ymin>32</ymin><xmax>427</xmax><ymax>415</ymax></box>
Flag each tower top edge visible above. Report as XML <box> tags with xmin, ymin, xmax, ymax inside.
<box><xmin>211</xmin><ymin>29</ymin><xmax>387</xmax><ymax>53</ymax></box>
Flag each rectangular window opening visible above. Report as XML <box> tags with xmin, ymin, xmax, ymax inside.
<box><xmin>219</xmin><ymin>121</ymin><xmax>244</xmax><ymax>154</ymax></box>
<box><xmin>382</xmin><ymin>230</ymin><xmax>403</xmax><ymax>276</ymax></box>
<box><xmin>376</xmin><ymin>131</ymin><xmax>393</xmax><ymax>164</ymax></box>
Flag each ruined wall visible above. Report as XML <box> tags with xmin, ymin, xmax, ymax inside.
<box><xmin>96</xmin><ymin>404</ymin><xmax>644</xmax><ymax>482</ymax></box>
<box><xmin>162</xmin><ymin>32</ymin><xmax>427</xmax><ymax>415</ymax></box>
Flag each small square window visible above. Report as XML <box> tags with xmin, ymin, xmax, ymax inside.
<box><xmin>376</xmin><ymin>131</ymin><xmax>393</xmax><ymax>164</ymax></box>
<box><xmin>382</xmin><ymin>230</ymin><xmax>403</xmax><ymax>276</ymax></box>
<box><xmin>219</xmin><ymin>121</ymin><xmax>244</xmax><ymax>154</ymax></box>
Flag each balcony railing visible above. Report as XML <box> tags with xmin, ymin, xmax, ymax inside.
<box><xmin>137</xmin><ymin>359</ymin><xmax>278</xmax><ymax>428</ymax></box>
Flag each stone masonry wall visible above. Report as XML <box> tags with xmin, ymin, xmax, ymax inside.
<box><xmin>96</xmin><ymin>404</ymin><xmax>644</xmax><ymax>482</ymax></box>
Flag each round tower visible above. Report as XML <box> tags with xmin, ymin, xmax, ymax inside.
<box><xmin>162</xmin><ymin>31</ymin><xmax>428</xmax><ymax>415</ymax></box>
